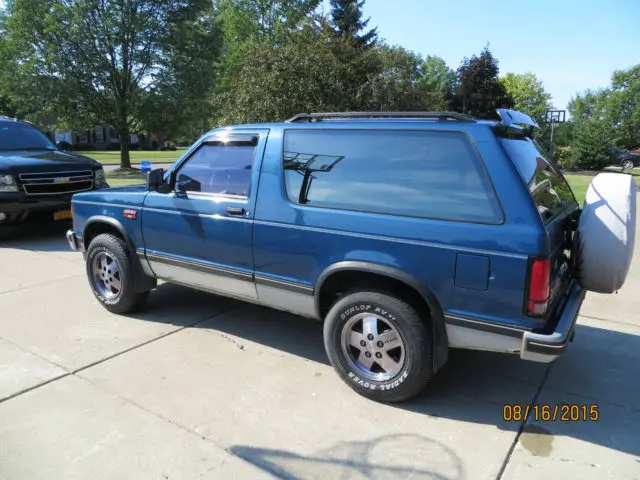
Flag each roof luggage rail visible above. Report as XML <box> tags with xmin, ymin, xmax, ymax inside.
<box><xmin>285</xmin><ymin>111</ymin><xmax>477</xmax><ymax>123</ymax></box>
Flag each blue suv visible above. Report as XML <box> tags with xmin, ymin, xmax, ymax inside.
<box><xmin>66</xmin><ymin>110</ymin><xmax>635</xmax><ymax>402</ymax></box>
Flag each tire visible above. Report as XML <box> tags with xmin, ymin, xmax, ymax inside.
<box><xmin>323</xmin><ymin>289</ymin><xmax>434</xmax><ymax>403</ymax></box>
<box><xmin>576</xmin><ymin>172</ymin><xmax>637</xmax><ymax>293</ymax></box>
<box><xmin>85</xmin><ymin>233</ymin><xmax>150</xmax><ymax>314</ymax></box>
<box><xmin>621</xmin><ymin>159</ymin><xmax>635</xmax><ymax>171</ymax></box>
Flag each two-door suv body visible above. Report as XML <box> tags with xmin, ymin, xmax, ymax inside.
<box><xmin>66</xmin><ymin>110</ymin><xmax>635</xmax><ymax>402</ymax></box>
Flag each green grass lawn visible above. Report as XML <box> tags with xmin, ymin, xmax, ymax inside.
<box><xmin>565</xmin><ymin>172</ymin><xmax>640</xmax><ymax>205</ymax></box>
<box><xmin>77</xmin><ymin>149</ymin><xmax>186</xmax><ymax>165</ymax></box>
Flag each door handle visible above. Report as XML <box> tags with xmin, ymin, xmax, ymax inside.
<box><xmin>226</xmin><ymin>206</ymin><xmax>247</xmax><ymax>216</ymax></box>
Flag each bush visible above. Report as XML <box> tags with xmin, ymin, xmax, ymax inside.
<box><xmin>571</xmin><ymin>119</ymin><xmax>613</xmax><ymax>170</ymax></box>
<box><xmin>553</xmin><ymin>146</ymin><xmax>575</xmax><ymax>170</ymax></box>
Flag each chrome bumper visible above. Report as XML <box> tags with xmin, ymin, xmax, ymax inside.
<box><xmin>66</xmin><ymin>229</ymin><xmax>84</xmax><ymax>252</ymax></box>
<box><xmin>520</xmin><ymin>281</ymin><xmax>586</xmax><ymax>363</ymax></box>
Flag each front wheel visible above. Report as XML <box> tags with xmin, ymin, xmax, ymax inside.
<box><xmin>323</xmin><ymin>289</ymin><xmax>434</xmax><ymax>403</ymax></box>
<box><xmin>85</xmin><ymin>233</ymin><xmax>149</xmax><ymax>314</ymax></box>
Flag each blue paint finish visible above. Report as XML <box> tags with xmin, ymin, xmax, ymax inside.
<box><xmin>455</xmin><ymin>253</ymin><xmax>490</xmax><ymax>291</ymax></box>
<box><xmin>69</xmin><ymin>117</ymin><xmax>575</xmax><ymax>333</ymax></box>
<box><xmin>252</xmin><ymin>121</ymin><xmax>546</xmax><ymax>327</ymax></box>
<box><xmin>140</xmin><ymin>128</ymin><xmax>269</xmax><ymax>273</ymax></box>
<box><xmin>72</xmin><ymin>185</ymin><xmax>150</xmax><ymax>247</ymax></box>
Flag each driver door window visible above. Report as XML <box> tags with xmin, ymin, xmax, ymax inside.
<box><xmin>176</xmin><ymin>143</ymin><xmax>256</xmax><ymax>197</ymax></box>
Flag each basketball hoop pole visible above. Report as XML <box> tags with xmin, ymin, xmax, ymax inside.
<box><xmin>545</xmin><ymin>109</ymin><xmax>566</xmax><ymax>160</ymax></box>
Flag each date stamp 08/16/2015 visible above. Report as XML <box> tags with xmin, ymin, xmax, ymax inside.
<box><xmin>503</xmin><ymin>404</ymin><xmax>600</xmax><ymax>422</ymax></box>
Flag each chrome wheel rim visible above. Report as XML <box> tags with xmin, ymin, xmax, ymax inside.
<box><xmin>341</xmin><ymin>312</ymin><xmax>406</xmax><ymax>382</ymax></box>
<box><xmin>91</xmin><ymin>252</ymin><xmax>122</xmax><ymax>299</ymax></box>
<box><xmin>622</xmin><ymin>160</ymin><xmax>634</xmax><ymax>170</ymax></box>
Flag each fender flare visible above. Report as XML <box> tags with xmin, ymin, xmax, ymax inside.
<box><xmin>314</xmin><ymin>261</ymin><xmax>449</xmax><ymax>371</ymax></box>
<box><xmin>83</xmin><ymin>215</ymin><xmax>157</xmax><ymax>293</ymax></box>
<box><xmin>84</xmin><ymin>215</ymin><xmax>135</xmax><ymax>252</ymax></box>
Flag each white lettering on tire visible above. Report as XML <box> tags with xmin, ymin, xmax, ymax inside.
<box><xmin>347</xmin><ymin>370</ymin><xmax>409</xmax><ymax>391</ymax></box>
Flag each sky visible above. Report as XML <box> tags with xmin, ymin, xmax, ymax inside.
<box><xmin>322</xmin><ymin>0</ymin><xmax>640</xmax><ymax>111</ymax></box>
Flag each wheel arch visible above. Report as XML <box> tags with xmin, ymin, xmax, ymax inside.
<box><xmin>315</xmin><ymin>261</ymin><xmax>449</xmax><ymax>371</ymax></box>
<box><xmin>83</xmin><ymin>215</ymin><xmax>156</xmax><ymax>293</ymax></box>
<box><xmin>84</xmin><ymin>215</ymin><xmax>135</xmax><ymax>252</ymax></box>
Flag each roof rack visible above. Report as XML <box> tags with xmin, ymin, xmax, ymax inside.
<box><xmin>285</xmin><ymin>111</ymin><xmax>477</xmax><ymax>123</ymax></box>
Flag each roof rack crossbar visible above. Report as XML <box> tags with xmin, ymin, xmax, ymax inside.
<box><xmin>285</xmin><ymin>112</ymin><xmax>477</xmax><ymax>123</ymax></box>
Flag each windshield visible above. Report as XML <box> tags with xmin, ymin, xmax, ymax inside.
<box><xmin>500</xmin><ymin>136</ymin><xmax>578</xmax><ymax>223</ymax></box>
<box><xmin>0</xmin><ymin>122</ymin><xmax>57</xmax><ymax>151</ymax></box>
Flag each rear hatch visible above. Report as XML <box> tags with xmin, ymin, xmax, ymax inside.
<box><xmin>499</xmin><ymin>136</ymin><xmax>580</xmax><ymax>327</ymax></box>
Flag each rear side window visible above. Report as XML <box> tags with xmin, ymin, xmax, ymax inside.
<box><xmin>282</xmin><ymin>129</ymin><xmax>503</xmax><ymax>224</ymax></box>
<box><xmin>500</xmin><ymin>138</ymin><xmax>577</xmax><ymax>222</ymax></box>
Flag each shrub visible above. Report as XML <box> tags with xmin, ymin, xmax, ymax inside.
<box><xmin>571</xmin><ymin>119</ymin><xmax>613</xmax><ymax>170</ymax></box>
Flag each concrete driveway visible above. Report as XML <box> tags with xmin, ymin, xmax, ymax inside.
<box><xmin>0</xmin><ymin>223</ymin><xmax>639</xmax><ymax>480</ymax></box>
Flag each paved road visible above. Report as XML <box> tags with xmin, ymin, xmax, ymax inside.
<box><xmin>0</xmin><ymin>221</ymin><xmax>639</xmax><ymax>479</ymax></box>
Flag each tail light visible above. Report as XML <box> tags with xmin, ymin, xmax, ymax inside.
<box><xmin>527</xmin><ymin>258</ymin><xmax>551</xmax><ymax>317</ymax></box>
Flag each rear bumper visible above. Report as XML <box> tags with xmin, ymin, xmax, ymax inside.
<box><xmin>520</xmin><ymin>281</ymin><xmax>586</xmax><ymax>363</ymax></box>
<box><xmin>66</xmin><ymin>229</ymin><xmax>85</xmax><ymax>252</ymax></box>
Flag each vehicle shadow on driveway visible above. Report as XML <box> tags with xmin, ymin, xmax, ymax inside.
<box><xmin>230</xmin><ymin>433</ymin><xmax>465</xmax><ymax>480</ymax></box>
<box><xmin>0</xmin><ymin>222</ymin><xmax>71</xmax><ymax>251</ymax></box>
<box><xmin>129</xmin><ymin>283</ymin><xmax>640</xmax><ymax>466</ymax></box>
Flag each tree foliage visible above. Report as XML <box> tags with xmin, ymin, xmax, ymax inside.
<box><xmin>451</xmin><ymin>47</ymin><xmax>513</xmax><ymax>119</ymax></box>
<box><xmin>565</xmin><ymin>64</ymin><xmax>639</xmax><ymax>169</ymax></box>
<box><xmin>571</xmin><ymin>118</ymin><xmax>613</xmax><ymax>170</ymax></box>
<box><xmin>2</xmin><ymin>0</ymin><xmax>218</xmax><ymax>167</ymax></box>
<box><xmin>213</xmin><ymin>28</ymin><xmax>375</xmax><ymax>124</ymax></box>
<box><xmin>416</xmin><ymin>55</ymin><xmax>455</xmax><ymax>110</ymax></box>
<box><xmin>328</xmin><ymin>0</ymin><xmax>377</xmax><ymax>47</ymax></box>
<box><xmin>501</xmin><ymin>72</ymin><xmax>552</xmax><ymax>122</ymax></box>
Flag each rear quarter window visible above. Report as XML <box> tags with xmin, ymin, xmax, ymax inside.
<box><xmin>282</xmin><ymin>129</ymin><xmax>503</xmax><ymax>224</ymax></box>
<box><xmin>499</xmin><ymin>137</ymin><xmax>577</xmax><ymax>222</ymax></box>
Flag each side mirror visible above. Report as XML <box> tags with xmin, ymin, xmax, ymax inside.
<box><xmin>147</xmin><ymin>168</ymin><xmax>171</xmax><ymax>193</ymax></box>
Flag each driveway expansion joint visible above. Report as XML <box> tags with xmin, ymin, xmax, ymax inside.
<box><xmin>495</xmin><ymin>362</ymin><xmax>554</xmax><ymax>480</ymax></box>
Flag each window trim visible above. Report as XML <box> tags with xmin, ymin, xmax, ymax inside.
<box><xmin>280</xmin><ymin>127</ymin><xmax>505</xmax><ymax>225</ymax></box>
<box><xmin>172</xmin><ymin>138</ymin><xmax>258</xmax><ymax>199</ymax></box>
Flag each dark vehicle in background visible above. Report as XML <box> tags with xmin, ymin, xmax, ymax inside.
<box><xmin>609</xmin><ymin>146</ymin><xmax>640</xmax><ymax>170</ymax></box>
<box><xmin>0</xmin><ymin>117</ymin><xmax>109</xmax><ymax>226</ymax></box>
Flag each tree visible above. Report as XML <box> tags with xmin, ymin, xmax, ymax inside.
<box><xmin>216</xmin><ymin>0</ymin><xmax>319</xmax><ymax>45</ymax></box>
<box><xmin>571</xmin><ymin>118</ymin><xmax>613</xmax><ymax>170</ymax></box>
<box><xmin>607</xmin><ymin>64</ymin><xmax>640</xmax><ymax>149</ymax></box>
<box><xmin>3</xmin><ymin>0</ymin><xmax>218</xmax><ymax>168</ymax></box>
<box><xmin>501</xmin><ymin>72</ymin><xmax>552</xmax><ymax>122</ymax></box>
<box><xmin>451</xmin><ymin>47</ymin><xmax>513</xmax><ymax>119</ymax></box>
<box><xmin>360</xmin><ymin>46</ymin><xmax>443</xmax><ymax>111</ymax></box>
<box><xmin>567</xmin><ymin>88</ymin><xmax>610</xmax><ymax>122</ymax></box>
<box><xmin>416</xmin><ymin>55</ymin><xmax>456</xmax><ymax>110</ymax></box>
<box><xmin>214</xmin><ymin>0</ymin><xmax>321</xmax><ymax>95</ymax></box>
<box><xmin>213</xmin><ymin>28</ymin><xmax>377</xmax><ymax>124</ymax></box>
<box><xmin>328</xmin><ymin>0</ymin><xmax>377</xmax><ymax>47</ymax></box>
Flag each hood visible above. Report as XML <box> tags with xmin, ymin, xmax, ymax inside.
<box><xmin>0</xmin><ymin>149</ymin><xmax>100</xmax><ymax>173</ymax></box>
<box><xmin>102</xmin><ymin>184</ymin><xmax>148</xmax><ymax>194</ymax></box>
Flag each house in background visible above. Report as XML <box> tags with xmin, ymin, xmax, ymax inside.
<box><xmin>48</xmin><ymin>125</ymin><xmax>145</xmax><ymax>150</ymax></box>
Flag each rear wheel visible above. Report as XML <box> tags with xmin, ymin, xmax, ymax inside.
<box><xmin>86</xmin><ymin>233</ymin><xmax>149</xmax><ymax>314</ymax></box>
<box><xmin>323</xmin><ymin>289</ymin><xmax>434</xmax><ymax>403</ymax></box>
<box><xmin>621</xmin><ymin>159</ymin><xmax>635</xmax><ymax>171</ymax></box>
